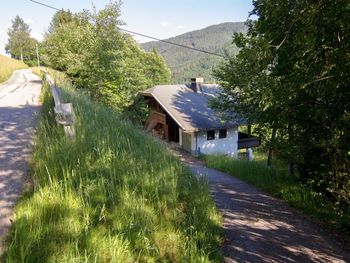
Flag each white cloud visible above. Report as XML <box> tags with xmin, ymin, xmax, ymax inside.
<box><xmin>0</xmin><ymin>30</ymin><xmax>6</xmax><ymax>35</ymax></box>
<box><xmin>176</xmin><ymin>25</ymin><xmax>187</xmax><ymax>29</ymax></box>
<box><xmin>25</xmin><ymin>18</ymin><xmax>34</xmax><ymax>24</ymax></box>
<box><xmin>160</xmin><ymin>22</ymin><xmax>169</xmax><ymax>27</ymax></box>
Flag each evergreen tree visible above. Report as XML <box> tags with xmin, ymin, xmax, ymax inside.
<box><xmin>5</xmin><ymin>15</ymin><xmax>34</xmax><ymax>62</ymax></box>
<box><xmin>48</xmin><ymin>9</ymin><xmax>75</xmax><ymax>33</ymax></box>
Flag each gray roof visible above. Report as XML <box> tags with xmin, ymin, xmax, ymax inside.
<box><xmin>142</xmin><ymin>84</ymin><xmax>244</xmax><ymax>132</ymax></box>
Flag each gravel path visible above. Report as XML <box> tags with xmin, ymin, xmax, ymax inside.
<box><xmin>176</xmin><ymin>152</ymin><xmax>350</xmax><ymax>262</ymax></box>
<box><xmin>0</xmin><ymin>69</ymin><xmax>41</xmax><ymax>255</ymax></box>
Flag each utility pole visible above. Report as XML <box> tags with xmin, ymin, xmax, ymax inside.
<box><xmin>20</xmin><ymin>47</ymin><xmax>23</xmax><ymax>62</ymax></box>
<box><xmin>36</xmin><ymin>43</ymin><xmax>40</xmax><ymax>67</ymax></box>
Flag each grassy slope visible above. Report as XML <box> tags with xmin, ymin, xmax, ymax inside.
<box><xmin>4</xmin><ymin>70</ymin><xmax>222</xmax><ymax>262</ymax></box>
<box><xmin>142</xmin><ymin>22</ymin><xmax>247</xmax><ymax>83</ymax></box>
<box><xmin>0</xmin><ymin>55</ymin><xmax>28</xmax><ymax>83</ymax></box>
<box><xmin>203</xmin><ymin>153</ymin><xmax>350</xmax><ymax>243</ymax></box>
<box><xmin>30</xmin><ymin>66</ymin><xmax>45</xmax><ymax>77</ymax></box>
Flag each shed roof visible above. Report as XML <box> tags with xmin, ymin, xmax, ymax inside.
<box><xmin>142</xmin><ymin>84</ymin><xmax>244</xmax><ymax>132</ymax></box>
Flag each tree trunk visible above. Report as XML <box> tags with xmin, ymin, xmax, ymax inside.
<box><xmin>247</xmin><ymin>125</ymin><xmax>252</xmax><ymax>135</ymax></box>
<box><xmin>267</xmin><ymin>127</ymin><xmax>276</xmax><ymax>168</ymax></box>
<box><xmin>36</xmin><ymin>43</ymin><xmax>40</xmax><ymax>67</ymax></box>
<box><xmin>287</xmin><ymin>123</ymin><xmax>294</xmax><ymax>176</ymax></box>
<box><xmin>20</xmin><ymin>47</ymin><xmax>23</xmax><ymax>62</ymax></box>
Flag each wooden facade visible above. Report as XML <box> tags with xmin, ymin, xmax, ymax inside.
<box><xmin>144</xmin><ymin>97</ymin><xmax>179</xmax><ymax>142</ymax></box>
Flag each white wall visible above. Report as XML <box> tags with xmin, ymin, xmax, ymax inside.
<box><xmin>191</xmin><ymin>128</ymin><xmax>238</xmax><ymax>157</ymax></box>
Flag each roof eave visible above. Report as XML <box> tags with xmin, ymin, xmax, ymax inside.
<box><xmin>182</xmin><ymin>124</ymin><xmax>240</xmax><ymax>133</ymax></box>
<box><xmin>146</xmin><ymin>93</ymin><xmax>186</xmax><ymax>130</ymax></box>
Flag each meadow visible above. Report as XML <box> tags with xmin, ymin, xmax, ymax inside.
<box><xmin>0</xmin><ymin>55</ymin><xmax>28</xmax><ymax>83</ymax></box>
<box><xmin>3</xmin><ymin>70</ymin><xmax>222</xmax><ymax>262</ymax></box>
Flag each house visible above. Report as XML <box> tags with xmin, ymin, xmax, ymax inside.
<box><xmin>141</xmin><ymin>78</ymin><xmax>260</xmax><ymax>158</ymax></box>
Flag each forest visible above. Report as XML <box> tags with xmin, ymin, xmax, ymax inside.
<box><xmin>142</xmin><ymin>22</ymin><xmax>247</xmax><ymax>83</ymax></box>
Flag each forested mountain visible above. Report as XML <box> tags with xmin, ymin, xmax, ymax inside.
<box><xmin>141</xmin><ymin>22</ymin><xmax>247</xmax><ymax>83</ymax></box>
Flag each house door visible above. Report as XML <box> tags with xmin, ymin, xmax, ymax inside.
<box><xmin>167</xmin><ymin>115</ymin><xmax>179</xmax><ymax>142</ymax></box>
<box><xmin>168</xmin><ymin>123</ymin><xmax>179</xmax><ymax>142</ymax></box>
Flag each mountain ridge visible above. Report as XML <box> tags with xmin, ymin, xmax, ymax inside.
<box><xmin>141</xmin><ymin>22</ymin><xmax>247</xmax><ymax>83</ymax></box>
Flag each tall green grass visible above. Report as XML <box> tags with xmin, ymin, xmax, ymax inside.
<box><xmin>0</xmin><ymin>55</ymin><xmax>28</xmax><ymax>83</ymax></box>
<box><xmin>204</xmin><ymin>154</ymin><xmax>350</xmax><ymax>242</ymax></box>
<box><xmin>30</xmin><ymin>66</ymin><xmax>46</xmax><ymax>77</ymax></box>
<box><xmin>4</xmin><ymin>71</ymin><xmax>222</xmax><ymax>262</ymax></box>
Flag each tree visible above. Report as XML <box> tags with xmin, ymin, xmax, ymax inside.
<box><xmin>5</xmin><ymin>15</ymin><xmax>35</xmax><ymax>62</ymax></box>
<box><xmin>214</xmin><ymin>0</ymin><xmax>350</xmax><ymax>208</ymax></box>
<box><xmin>42</xmin><ymin>1</ymin><xmax>170</xmax><ymax>121</ymax></box>
<box><xmin>47</xmin><ymin>9</ymin><xmax>75</xmax><ymax>33</ymax></box>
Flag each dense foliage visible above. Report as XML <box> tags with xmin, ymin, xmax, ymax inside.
<box><xmin>4</xmin><ymin>70</ymin><xmax>222</xmax><ymax>262</ymax></box>
<box><xmin>142</xmin><ymin>22</ymin><xmax>247</xmax><ymax>83</ymax></box>
<box><xmin>42</xmin><ymin>2</ymin><xmax>170</xmax><ymax>119</ymax></box>
<box><xmin>5</xmin><ymin>15</ymin><xmax>38</xmax><ymax>65</ymax></box>
<box><xmin>214</xmin><ymin>1</ymin><xmax>350</xmax><ymax>209</ymax></box>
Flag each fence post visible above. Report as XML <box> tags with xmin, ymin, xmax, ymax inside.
<box><xmin>43</xmin><ymin>71</ymin><xmax>76</xmax><ymax>140</ymax></box>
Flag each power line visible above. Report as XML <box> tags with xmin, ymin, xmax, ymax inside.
<box><xmin>30</xmin><ymin>0</ymin><xmax>61</xmax><ymax>11</ymax></box>
<box><xmin>29</xmin><ymin>0</ymin><xmax>225</xmax><ymax>58</ymax></box>
<box><xmin>118</xmin><ymin>28</ymin><xmax>224</xmax><ymax>57</ymax></box>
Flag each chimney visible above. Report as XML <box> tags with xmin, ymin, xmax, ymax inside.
<box><xmin>190</xmin><ymin>77</ymin><xmax>204</xmax><ymax>93</ymax></box>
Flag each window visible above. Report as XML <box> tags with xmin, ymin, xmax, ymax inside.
<box><xmin>219</xmin><ymin>129</ymin><xmax>227</xmax><ymax>139</ymax></box>
<box><xmin>207</xmin><ymin>130</ymin><xmax>215</xmax><ymax>140</ymax></box>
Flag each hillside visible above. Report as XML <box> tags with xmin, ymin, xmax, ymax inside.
<box><xmin>142</xmin><ymin>22</ymin><xmax>247</xmax><ymax>83</ymax></box>
<box><xmin>4</xmin><ymin>69</ymin><xmax>222</xmax><ymax>261</ymax></box>
<box><xmin>0</xmin><ymin>55</ymin><xmax>28</xmax><ymax>83</ymax></box>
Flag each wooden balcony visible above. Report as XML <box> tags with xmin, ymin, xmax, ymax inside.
<box><xmin>238</xmin><ymin>132</ymin><xmax>260</xmax><ymax>149</ymax></box>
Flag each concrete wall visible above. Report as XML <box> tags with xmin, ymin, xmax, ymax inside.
<box><xmin>191</xmin><ymin>128</ymin><xmax>238</xmax><ymax>157</ymax></box>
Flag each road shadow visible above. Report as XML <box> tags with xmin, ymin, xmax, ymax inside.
<box><xmin>185</xmin><ymin>163</ymin><xmax>350</xmax><ymax>262</ymax></box>
<box><xmin>0</xmin><ymin>104</ymin><xmax>41</xmax><ymax>240</ymax></box>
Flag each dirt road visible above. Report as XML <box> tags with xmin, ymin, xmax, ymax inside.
<box><xmin>0</xmin><ymin>69</ymin><xmax>41</xmax><ymax>254</ymax></box>
<box><xmin>178</xmin><ymin>153</ymin><xmax>350</xmax><ymax>262</ymax></box>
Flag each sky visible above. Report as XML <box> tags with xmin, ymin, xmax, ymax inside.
<box><xmin>0</xmin><ymin>0</ymin><xmax>254</xmax><ymax>55</ymax></box>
